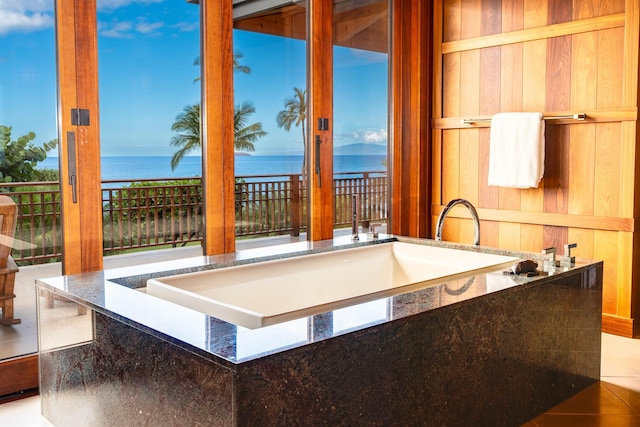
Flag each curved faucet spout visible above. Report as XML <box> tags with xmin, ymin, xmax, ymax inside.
<box><xmin>435</xmin><ymin>199</ymin><xmax>480</xmax><ymax>246</ymax></box>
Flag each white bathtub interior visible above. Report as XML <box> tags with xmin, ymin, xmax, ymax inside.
<box><xmin>146</xmin><ymin>242</ymin><xmax>520</xmax><ymax>329</ymax></box>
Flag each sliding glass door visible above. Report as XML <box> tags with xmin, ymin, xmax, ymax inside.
<box><xmin>233</xmin><ymin>3</ymin><xmax>309</xmax><ymax>249</ymax></box>
<box><xmin>333</xmin><ymin>0</ymin><xmax>390</xmax><ymax>238</ymax></box>
<box><xmin>97</xmin><ymin>0</ymin><xmax>202</xmax><ymax>257</ymax></box>
<box><xmin>0</xmin><ymin>0</ymin><xmax>60</xmax><ymax>365</ymax></box>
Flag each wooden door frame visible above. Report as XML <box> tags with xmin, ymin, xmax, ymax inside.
<box><xmin>57</xmin><ymin>0</ymin><xmax>103</xmax><ymax>274</ymax></box>
<box><xmin>389</xmin><ymin>0</ymin><xmax>432</xmax><ymax>238</ymax></box>
<box><xmin>308</xmin><ymin>0</ymin><xmax>335</xmax><ymax>241</ymax></box>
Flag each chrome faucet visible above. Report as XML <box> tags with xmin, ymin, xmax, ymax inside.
<box><xmin>351</xmin><ymin>194</ymin><xmax>359</xmax><ymax>240</ymax></box>
<box><xmin>435</xmin><ymin>198</ymin><xmax>480</xmax><ymax>246</ymax></box>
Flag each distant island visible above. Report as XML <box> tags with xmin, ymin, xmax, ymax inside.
<box><xmin>235</xmin><ymin>152</ymin><xmax>252</xmax><ymax>156</ymax></box>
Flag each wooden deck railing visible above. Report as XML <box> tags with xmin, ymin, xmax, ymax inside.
<box><xmin>0</xmin><ymin>171</ymin><xmax>387</xmax><ymax>265</ymax></box>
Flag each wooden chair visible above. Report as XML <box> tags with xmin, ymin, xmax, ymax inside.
<box><xmin>0</xmin><ymin>195</ymin><xmax>20</xmax><ymax>325</ymax></box>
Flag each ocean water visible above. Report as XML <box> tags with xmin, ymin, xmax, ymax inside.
<box><xmin>37</xmin><ymin>155</ymin><xmax>387</xmax><ymax>181</ymax></box>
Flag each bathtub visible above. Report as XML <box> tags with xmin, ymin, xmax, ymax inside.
<box><xmin>146</xmin><ymin>241</ymin><xmax>520</xmax><ymax>329</ymax></box>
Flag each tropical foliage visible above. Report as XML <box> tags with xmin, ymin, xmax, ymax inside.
<box><xmin>276</xmin><ymin>87</ymin><xmax>307</xmax><ymax>166</ymax></box>
<box><xmin>170</xmin><ymin>52</ymin><xmax>265</xmax><ymax>169</ymax></box>
<box><xmin>170</xmin><ymin>102</ymin><xmax>266</xmax><ymax>170</ymax></box>
<box><xmin>0</xmin><ymin>125</ymin><xmax>57</xmax><ymax>183</ymax></box>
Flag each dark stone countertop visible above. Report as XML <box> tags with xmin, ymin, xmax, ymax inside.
<box><xmin>35</xmin><ymin>235</ymin><xmax>601</xmax><ymax>368</ymax></box>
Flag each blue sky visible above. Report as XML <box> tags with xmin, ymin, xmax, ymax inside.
<box><xmin>0</xmin><ymin>0</ymin><xmax>388</xmax><ymax>157</ymax></box>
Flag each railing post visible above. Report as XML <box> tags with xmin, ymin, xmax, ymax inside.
<box><xmin>290</xmin><ymin>174</ymin><xmax>300</xmax><ymax>237</ymax></box>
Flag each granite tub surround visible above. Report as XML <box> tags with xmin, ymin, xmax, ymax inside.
<box><xmin>36</xmin><ymin>236</ymin><xmax>603</xmax><ymax>426</ymax></box>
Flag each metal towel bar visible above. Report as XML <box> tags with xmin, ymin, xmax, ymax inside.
<box><xmin>461</xmin><ymin>112</ymin><xmax>586</xmax><ymax>125</ymax></box>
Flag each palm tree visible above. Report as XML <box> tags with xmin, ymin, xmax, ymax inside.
<box><xmin>276</xmin><ymin>87</ymin><xmax>307</xmax><ymax>167</ymax></box>
<box><xmin>170</xmin><ymin>102</ymin><xmax>266</xmax><ymax>170</ymax></box>
<box><xmin>192</xmin><ymin>52</ymin><xmax>250</xmax><ymax>83</ymax></box>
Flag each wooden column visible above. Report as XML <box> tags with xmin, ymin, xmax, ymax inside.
<box><xmin>308</xmin><ymin>0</ymin><xmax>334</xmax><ymax>241</ymax></box>
<box><xmin>201</xmin><ymin>0</ymin><xmax>236</xmax><ymax>255</ymax></box>
<box><xmin>390</xmin><ymin>0</ymin><xmax>432</xmax><ymax>238</ymax></box>
<box><xmin>56</xmin><ymin>0</ymin><xmax>103</xmax><ymax>274</ymax></box>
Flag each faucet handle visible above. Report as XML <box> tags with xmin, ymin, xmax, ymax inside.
<box><xmin>541</xmin><ymin>247</ymin><xmax>558</xmax><ymax>270</ymax></box>
<box><xmin>370</xmin><ymin>223</ymin><xmax>382</xmax><ymax>238</ymax></box>
<box><xmin>559</xmin><ymin>243</ymin><xmax>577</xmax><ymax>267</ymax></box>
<box><xmin>563</xmin><ymin>243</ymin><xmax>577</xmax><ymax>257</ymax></box>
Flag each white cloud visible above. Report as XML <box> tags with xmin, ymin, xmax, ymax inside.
<box><xmin>350</xmin><ymin>129</ymin><xmax>387</xmax><ymax>144</ymax></box>
<box><xmin>100</xmin><ymin>21</ymin><xmax>134</xmax><ymax>38</ymax></box>
<box><xmin>0</xmin><ymin>0</ymin><xmax>167</xmax><ymax>36</ymax></box>
<box><xmin>0</xmin><ymin>1</ymin><xmax>54</xmax><ymax>35</ymax></box>
<box><xmin>173</xmin><ymin>21</ymin><xmax>198</xmax><ymax>32</ymax></box>
<box><xmin>135</xmin><ymin>20</ymin><xmax>164</xmax><ymax>34</ymax></box>
<box><xmin>99</xmin><ymin>19</ymin><xmax>164</xmax><ymax>38</ymax></box>
<box><xmin>97</xmin><ymin>0</ymin><xmax>164</xmax><ymax>11</ymax></box>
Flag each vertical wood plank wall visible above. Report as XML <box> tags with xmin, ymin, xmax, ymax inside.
<box><xmin>432</xmin><ymin>0</ymin><xmax>639</xmax><ymax>337</ymax></box>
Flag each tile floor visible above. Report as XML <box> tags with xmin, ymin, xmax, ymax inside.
<box><xmin>524</xmin><ymin>332</ymin><xmax>640</xmax><ymax>426</ymax></box>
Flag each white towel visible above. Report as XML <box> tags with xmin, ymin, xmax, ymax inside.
<box><xmin>488</xmin><ymin>112</ymin><xmax>545</xmax><ymax>188</ymax></box>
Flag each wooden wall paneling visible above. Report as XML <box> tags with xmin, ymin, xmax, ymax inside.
<box><xmin>548</xmin><ymin>0</ymin><xmax>573</xmax><ymax>25</ymax></box>
<box><xmin>201</xmin><ymin>0</ymin><xmax>236</xmax><ymax>255</ymax></box>
<box><xmin>617</xmin><ymin>231</ymin><xmax>634</xmax><ymax>318</ymax></box>
<box><xmin>499</xmin><ymin>222</ymin><xmax>521</xmax><ymax>251</ymax></box>
<box><xmin>478</xmin><ymin>47</ymin><xmax>500</xmax><ymax>209</ymax></box>
<box><xmin>459</xmin><ymin>129</ymin><xmax>479</xmax><ymax>204</ymax></box>
<box><xmin>543</xmin><ymin>224</ymin><xmax>568</xmax><ymax>253</ymax></box>
<box><xmin>497</xmin><ymin>4</ymin><xmax>523</xmax><ymax>221</ymax></box>
<box><xmin>573</xmin><ymin>0</ymin><xmax>598</xmax><ymax>19</ymax></box>
<box><xmin>520</xmin><ymin>223</ymin><xmax>544</xmax><ymax>252</ymax></box>
<box><xmin>497</xmin><ymin>16</ymin><xmax>523</xmax><ymax>251</ymax></box>
<box><xmin>442</xmin><ymin>130</ymin><xmax>460</xmax><ymax>203</ymax></box>
<box><xmin>594</xmin><ymin>123</ymin><xmax>622</xmax><ymax>217</ymax></box>
<box><xmin>600</xmin><ymin>0</ymin><xmax>626</xmax><ymax>17</ymax></box>
<box><xmin>460</xmin><ymin>50</ymin><xmax>481</xmax><ymax>117</ymax></box>
<box><xmin>568</xmin><ymin>227</ymin><xmax>595</xmax><ymax>260</ymax></box>
<box><xmin>523</xmin><ymin>0</ymin><xmax>548</xmax><ymax>27</ymax></box>
<box><xmin>480</xmin><ymin>220</ymin><xmax>500</xmax><ymax>248</ymax></box>
<box><xmin>594</xmin><ymin>229</ymin><xmax>620</xmax><ymax>314</ymax></box>
<box><xmin>623</xmin><ymin>0</ymin><xmax>640</xmax><ymax>110</ymax></box>
<box><xmin>442</xmin><ymin>12</ymin><xmax>625</xmax><ymax>55</ymax></box>
<box><xmin>568</xmin><ymin>124</ymin><xmax>596</xmax><ymax>216</ymax></box>
<box><xmin>521</xmin><ymin>2</ymin><xmax>546</xmax><ymax>218</ymax></box>
<box><xmin>543</xmin><ymin>124</ymin><xmax>570</xmax><ymax>214</ymax></box>
<box><xmin>432</xmin><ymin>132</ymin><xmax>443</xmax><ymax>209</ymax></box>
<box><xmin>619</xmin><ymin>121</ymin><xmax>637</xmax><ymax>218</ymax></box>
<box><xmin>442</xmin><ymin>0</ymin><xmax>461</xmax><ymax>42</ymax></box>
<box><xmin>431</xmin><ymin>2</ymin><xmax>444</xmax><ymax>211</ymax></box>
<box><xmin>443</xmin><ymin>54</ymin><xmax>461</xmax><ymax>118</ymax></box>
<box><xmin>437</xmin><ymin>0</ymin><xmax>639</xmax><ymax>335</ymax></box>
<box><xmin>597</xmin><ymin>28</ymin><xmax>625</xmax><ymax>109</ymax></box>
<box><xmin>459</xmin><ymin>218</ymin><xmax>476</xmax><ymax>246</ymax></box>
<box><xmin>502</xmin><ymin>0</ymin><xmax>524</xmax><ymax>33</ymax></box>
<box><xmin>478</xmin><ymin>128</ymin><xmax>499</xmax><ymax>209</ymax></box>
<box><xmin>481</xmin><ymin>0</ymin><xmax>502</xmax><ymax>36</ymax></box>
<box><xmin>461</xmin><ymin>0</ymin><xmax>481</xmax><ymax>39</ymax></box>
<box><xmin>546</xmin><ymin>37</ymin><xmax>572</xmax><ymax>112</ymax></box>
<box><xmin>571</xmin><ymin>34</ymin><xmax>597</xmax><ymax>111</ymax></box>
<box><xmin>441</xmin><ymin>129</ymin><xmax>460</xmax><ymax>242</ymax></box>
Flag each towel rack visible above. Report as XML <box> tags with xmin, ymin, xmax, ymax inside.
<box><xmin>461</xmin><ymin>113</ymin><xmax>586</xmax><ymax>125</ymax></box>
